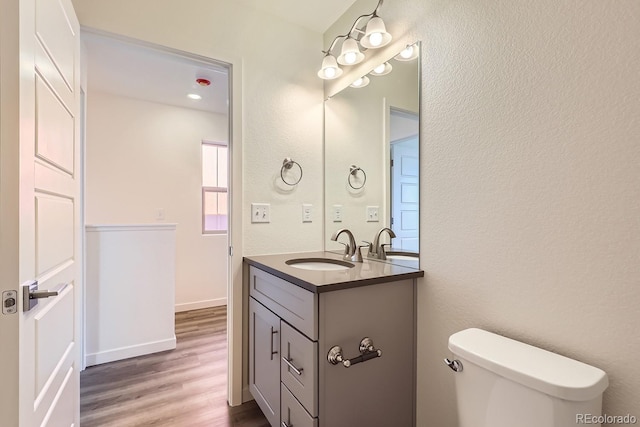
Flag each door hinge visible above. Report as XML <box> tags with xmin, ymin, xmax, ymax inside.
<box><xmin>229</xmin><ymin>246</ymin><xmax>233</xmax><ymax>257</ymax></box>
<box><xmin>2</xmin><ymin>290</ymin><xmax>18</xmax><ymax>315</ymax></box>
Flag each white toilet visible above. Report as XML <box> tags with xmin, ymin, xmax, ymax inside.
<box><xmin>447</xmin><ymin>328</ymin><xmax>609</xmax><ymax>427</ymax></box>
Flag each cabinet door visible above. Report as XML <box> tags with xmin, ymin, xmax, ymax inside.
<box><xmin>249</xmin><ymin>297</ymin><xmax>281</xmax><ymax>427</ymax></box>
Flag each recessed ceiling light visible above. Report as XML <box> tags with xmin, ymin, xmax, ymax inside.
<box><xmin>187</xmin><ymin>93</ymin><xmax>202</xmax><ymax>100</ymax></box>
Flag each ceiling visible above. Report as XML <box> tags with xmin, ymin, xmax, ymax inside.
<box><xmin>83</xmin><ymin>1</ymin><xmax>359</xmax><ymax>115</ymax></box>
<box><xmin>245</xmin><ymin>0</ymin><xmax>358</xmax><ymax>33</ymax></box>
<box><xmin>84</xmin><ymin>33</ymin><xmax>230</xmax><ymax>115</ymax></box>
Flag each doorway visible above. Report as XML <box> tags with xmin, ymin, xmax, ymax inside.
<box><xmin>389</xmin><ymin>108</ymin><xmax>419</xmax><ymax>252</ymax></box>
<box><xmin>80</xmin><ymin>29</ymin><xmax>234</xmax><ymax>396</ymax></box>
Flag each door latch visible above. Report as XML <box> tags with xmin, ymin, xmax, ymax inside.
<box><xmin>2</xmin><ymin>290</ymin><xmax>18</xmax><ymax>315</ymax></box>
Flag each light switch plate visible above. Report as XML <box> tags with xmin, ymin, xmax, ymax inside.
<box><xmin>366</xmin><ymin>206</ymin><xmax>379</xmax><ymax>222</ymax></box>
<box><xmin>251</xmin><ymin>203</ymin><xmax>270</xmax><ymax>223</ymax></box>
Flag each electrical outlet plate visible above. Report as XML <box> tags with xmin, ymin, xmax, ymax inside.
<box><xmin>366</xmin><ymin>206</ymin><xmax>379</xmax><ymax>222</ymax></box>
<box><xmin>333</xmin><ymin>205</ymin><xmax>343</xmax><ymax>222</ymax></box>
<box><xmin>302</xmin><ymin>204</ymin><xmax>312</xmax><ymax>223</ymax></box>
<box><xmin>251</xmin><ymin>203</ymin><xmax>271</xmax><ymax>223</ymax></box>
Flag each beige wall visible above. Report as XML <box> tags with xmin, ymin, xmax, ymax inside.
<box><xmin>328</xmin><ymin>0</ymin><xmax>640</xmax><ymax>424</ymax></box>
<box><xmin>85</xmin><ymin>91</ymin><xmax>229</xmax><ymax>310</ymax></box>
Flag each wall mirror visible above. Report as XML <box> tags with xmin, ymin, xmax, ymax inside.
<box><xmin>324</xmin><ymin>42</ymin><xmax>420</xmax><ymax>267</ymax></box>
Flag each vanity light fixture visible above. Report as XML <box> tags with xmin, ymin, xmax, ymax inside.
<box><xmin>318</xmin><ymin>0</ymin><xmax>392</xmax><ymax>80</ymax></box>
<box><xmin>350</xmin><ymin>76</ymin><xmax>370</xmax><ymax>88</ymax></box>
<box><xmin>337</xmin><ymin>38</ymin><xmax>364</xmax><ymax>66</ymax></box>
<box><xmin>369</xmin><ymin>62</ymin><xmax>392</xmax><ymax>76</ymax></box>
<box><xmin>394</xmin><ymin>44</ymin><xmax>419</xmax><ymax>61</ymax></box>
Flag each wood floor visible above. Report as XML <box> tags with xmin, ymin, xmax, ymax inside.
<box><xmin>80</xmin><ymin>306</ymin><xmax>270</xmax><ymax>427</ymax></box>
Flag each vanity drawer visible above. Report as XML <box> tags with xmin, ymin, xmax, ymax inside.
<box><xmin>280</xmin><ymin>322</ymin><xmax>318</xmax><ymax>417</ymax></box>
<box><xmin>281</xmin><ymin>383</ymin><xmax>318</xmax><ymax>427</ymax></box>
<box><xmin>249</xmin><ymin>266</ymin><xmax>318</xmax><ymax>340</ymax></box>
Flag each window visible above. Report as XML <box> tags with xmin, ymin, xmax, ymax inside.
<box><xmin>202</xmin><ymin>141</ymin><xmax>228</xmax><ymax>234</ymax></box>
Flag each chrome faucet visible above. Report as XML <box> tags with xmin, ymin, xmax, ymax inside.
<box><xmin>368</xmin><ymin>227</ymin><xmax>396</xmax><ymax>260</ymax></box>
<box><xmin>330</xmin><ymin>228</ymin><xmax>363</xmax><ymax>262</ymax></box>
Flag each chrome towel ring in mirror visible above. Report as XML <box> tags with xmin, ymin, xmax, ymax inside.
<box><xmin>348</xmin><ymin>165</ymin><xmax>367</xmax><ymax>189</ymax></box>
<box><xmin>281</xmin><ymin>157</ymin><xmax>303</xmax><ymax>186</ymax></box>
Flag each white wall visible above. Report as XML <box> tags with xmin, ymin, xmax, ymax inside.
<box><xmin>328</xmin><ymin>0</ymin><xmax>640</xmax><ymax>424</ymax></box>
<box><xmin>85</xmin><ymin>91</ymin><xmax>229</xmax><ymax>310</ymax></box>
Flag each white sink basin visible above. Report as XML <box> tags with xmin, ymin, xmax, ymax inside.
<box><xmin>386</xmin><ymin>254</ymin><xmax>418</xmax><ymax>261</ymax></box>
<box><xmin>286</xmin><ymin>258</ymin><xmax>354</xmax><ymax>271</ymax></box>
<box><xmin>385</xmin><ymin>251</ymin><xmax>419</xmax><ymax>261</ymax></box>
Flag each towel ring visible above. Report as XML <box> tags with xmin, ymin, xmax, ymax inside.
<box><xmin>281</xmin><ymin>157</ymin><xmax>303</xmax><ymax>186</ymax></box>
<box><xmin>348</xmin><ymin>165</ymin><xmax>367</xmax><ymax>190</ymax></box>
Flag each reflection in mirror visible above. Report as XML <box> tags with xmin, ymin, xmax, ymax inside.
<box><xmin>324</xmin><ymin>43</ymin><xmax>420</xmax><ymax>267</ymax></box>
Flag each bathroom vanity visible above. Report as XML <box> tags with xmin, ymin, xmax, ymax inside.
<box><xmin>244</xmin><ymin>252</ymin><xmax>423</xmax><ymax>427</ymax></box>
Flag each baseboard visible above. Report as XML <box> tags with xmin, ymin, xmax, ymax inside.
<box><xmin>174</xmin><ymin>297</ymin><xmax>227</xmax><ymax>312</ymax></box>
<box><xmin>85</xmin><ymin>336</ymin><xmax>176</xmax><ymax>366</ymax></box>
<box><xmin>242</xmin><ymin>385</ymin><xmax>253</xmax><ymax>404</ymax></box>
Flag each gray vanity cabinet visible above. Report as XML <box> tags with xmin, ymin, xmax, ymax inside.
<box><xmin>248</xmin><ymin>264</ymin><xmax>416</xmax><ymax>427</ymax></box>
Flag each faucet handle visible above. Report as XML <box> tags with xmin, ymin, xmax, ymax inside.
<box><xmin>362</xmin><ymin>240</ymin><xmax>374</xmax><ymax>253</ymax></box>
<box><xmin>379</xmin><ymin>243</ymin><xmax>392</xmax><ymax>260</ymax></box>
<box><xmin>335</xmin><ymin>241</ymin><xmax>351</xmax><ymax>256</ymax></box>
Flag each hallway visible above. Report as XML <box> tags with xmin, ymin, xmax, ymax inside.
<box><xmin>80</xmin><ymin>307</ymin><xmax>269</xmax><ymax>426</ymax></box>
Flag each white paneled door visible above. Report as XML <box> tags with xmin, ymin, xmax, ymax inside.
<box><xmin>0</xmin><ymin>0</ymin><xmax>81</xmax><ymax>425</ymax></box>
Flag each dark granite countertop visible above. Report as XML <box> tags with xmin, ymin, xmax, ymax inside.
<box><xmin>244</xmin><ymin>251</ymin><xmax>424</xmax><ymax>293</ymax></box>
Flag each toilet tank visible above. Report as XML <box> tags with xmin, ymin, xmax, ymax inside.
<box><xmin>448</xmin><ymin>328</ymin><xmax>608</xmax><ymax>427</ymax></box>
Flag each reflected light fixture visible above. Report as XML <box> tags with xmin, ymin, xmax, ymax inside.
<box><xmin>394</xmin><ymin>44</ymin><xmax>419</xmax><ymax>61</ymax></box>
<box><xmin>318</xmin><ymin>0</ymin><xmax>392</xmax><ymax>80</ymax></box>
<box><xmin>187</xmin><ymin>93</ymin><xmax>202</xmax><ymax>100</ymax></box>
<box><xmin>370</xmin><ymin>62</ymin><xmax>392</xmax><ymax>76</ymax></box>
<box><xmin>350</xmin><ymin>76</ymin><xmax>370</xmax><ymax>88</ymax></box>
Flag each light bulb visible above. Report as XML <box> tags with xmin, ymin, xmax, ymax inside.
<box><xmin>400</xmin><ymin>46</ymin><xmax>414</xmax><ymax>59</ymax></box>
<box><xmin>344</xmin><ymin>52</ymin><xmax>357</xmax><ymax>64</ymax></box>
<box><xmin>369</xmin><ymin>32</ymin><xmax>383</xmax><ymax>47</ymax></box>
<box><xmin>324</xmin><ymin>67</ymin><xmax>337</xmax><ymax>79</ymax></box>
<box><xmin>374</xmin><ymin>63</ymin><xmax>386</xmax><ymax>74</ymax></box>
<box><xmin>350</xmin><ymin>76</ymin><xmax>370</xmax><ymax>88</ymax></box>
<box><xmin>318</xmin><ymin>54</ymin><xmax>343</xmax><ymax>79</ymax></box>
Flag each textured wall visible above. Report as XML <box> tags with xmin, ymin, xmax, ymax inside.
<box><xmin>328</xmin><ymin>0</ymin><xmax>640</xmax><ymax>425</ymax></box>
<box><xmin>85</xmin><ymin>92</ymin><xmax>229</xmax><ymax>310</ymax></box>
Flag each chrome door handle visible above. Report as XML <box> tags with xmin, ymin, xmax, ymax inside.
<box><xmin>23</xmin><ymin>281</ymin><xmax>68</xmax><ymax>312</ymax></box>
<box><xmin>282</xmin><ymin>357</ymin><xmax>303</xmax><ymax>376</ymax></box>
<box><xmin>31</xmin><ymin>283</ymin><xmax>68</xmax><ymax>299</ymax></box>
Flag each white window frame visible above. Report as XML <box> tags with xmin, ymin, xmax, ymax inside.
<box><xmin>202</xmin><ymin>140</ymin><xmax>228</xmax><ymax>235</ymax></box>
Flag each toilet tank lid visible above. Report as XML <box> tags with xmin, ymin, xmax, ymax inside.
<box><xmin>448</xmin><ymin>328</ymin><xmax>608</xmax><ymax>402</ymax></box>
